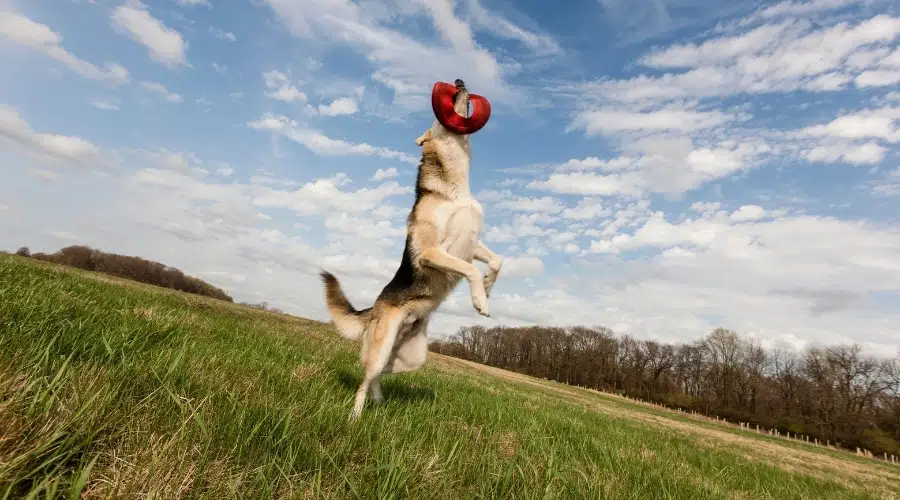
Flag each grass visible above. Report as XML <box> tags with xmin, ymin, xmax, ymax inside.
<box><xmin>1</xmin><ymin>254</ymin><xmax>899</xmax><ymax>499</ymax></box>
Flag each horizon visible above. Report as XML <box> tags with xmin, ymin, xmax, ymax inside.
<box><xmin>1</xmin><ymin>0</ymin><xmax>899</xmax><ymax>356</ymax></box>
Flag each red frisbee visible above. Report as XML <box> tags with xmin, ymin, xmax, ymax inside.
<box><xmin>431</xmin><ymin>81</ymin><xmax>491</xmax><ymax>135</ymax></box>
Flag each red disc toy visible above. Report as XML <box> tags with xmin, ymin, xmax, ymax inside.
<box><xmin>431</xmin><ymin>81</ymin><xmax>491</xmax><ymax>135</ymax></box>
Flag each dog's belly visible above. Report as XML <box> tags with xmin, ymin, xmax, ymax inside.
<box><xmin>441</xmin><ymin>199</ymin><xmax>483</xmax><ymax>262</ymax></box>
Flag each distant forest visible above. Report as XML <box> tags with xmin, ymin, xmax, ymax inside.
<box><xmin>11</xmin><ymin>245</ymin><xmax>233</xmax><ymax>303</ymax></box>
<box><xmin>431</xmin><ymin>325</ymin><xmax>900</xmax><ymax>458</ymax></box>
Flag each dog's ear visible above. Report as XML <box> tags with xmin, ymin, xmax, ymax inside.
<box><xmin>415</xmin><ymin>128</ymin><xmax>433</xmax><ymax>147</ymax></box>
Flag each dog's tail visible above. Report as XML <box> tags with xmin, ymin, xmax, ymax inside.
<box><xmin>319</xmin><ymin>270</ymin><xmax>371</xmax><ymax>341</ymax></box>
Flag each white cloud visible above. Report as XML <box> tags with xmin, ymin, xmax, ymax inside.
<box><xmin>729</xmin><ymin>204</ymin><xmax>766</xmax><ymax>222</ymax></box>
<box><xmin>856</xmin><ymin>69</ymin><xmax>900</xmax><ymax>88</ymax></box>
<box><xmin>215</xmin><ymin>165</ymin><xmax>233</xmax><ymax>177</ymax></box>
<box><xmin>371</xmin><ymin>167</ymin><xmax>399</xmax><ymax>181</ymax></box>
<box><xmin>798</xmin><ymin>107</ymin><xmax>900</xmax><ymax>143</ymax></box>
<box><xmin>872</xmin><ymin>168</ymin><xmax>900</xmax><ymax>197</ymax></box>
<box><xmin>465</xmin><ymin>0</ymin><xmax>562</xmax><ymax>56</ymax></box>
<box><xmin>543</xmin><ymin>7</ymin><xmax>900</xmax><ymax>204</ymax></box>
<box><xmin>493</xmin><ymin>195</ymin><xmax>564</xmax><ymax>214</ymax></box>
<box><xmin>247</xmin><ymin>114</ymin><xmax>418</xmax><ymax>164</ymax></box>
<box><xmin>140</xmin><ymin>81</ymin><xmax>183</xmax><ymax>103</ymax></box>
<box><xmin>529</xmin><ymin>139</ymin><xmax>765</xmax><ymax>198</ymax></box>
<box><xmin>318</xmin><ymin>97</ymin><xmax>359</xmax><ymax>116</ymax></box>
<box><xmin>111</xmin><ymin>0</ymin><xmax>188</xmax><ymax>68</ymax></box>
<box><xmin>262</xmin><ymin>70</ymin><xmax>306</xmax><ymax>102</ymax></box>
<box><xmin>211</xmin><ymin>27</ymin><xmax>236</xmax><ymax>42</ymax></box>
<box><xmin>90</xmin><ymin>99</ymin><xmax>120</xmax><ymax>111</ymax></box>
<box><xmin>560</xmin><ymin>198</ymin><xmax>611</xmax><ymax>220</ymax></box>
<box><xmin>502</xmin><ymin>255</ymin><xmax>545</xmax><ymax>278</ymax></box>
<box><xmin>561</xmin><ymin>203</ymin><xmax>900</xmax><ymax>348</ymax></box>
<box><xmin>252</xmin><ymin>176</ymin><xmax>411</xmax><ymax>216</ymax></box>
<box><xmin>0</xmin><ymin>105</ymin><xmax>103</xmax><ymax>166</ymax></box>
<box><xmin>569</xmin><ymin>108</ymin><xmax>735</xmax><ymax>136</ymax></box>
<box><xmin>324</xmin><ymin>212</ymin><xmax>405</xmax><ymax>247</ymax></box>
<box><xmin>176</xmin><ymin>0</ymin><xmax>210</xmax><ymax>6</ymax></box>
<box><xmin>529</xmin><ymin>171</ymin><xmax>644</xmax><ymax>197</ymax></box>
<box><xmin>0</xmin><ymin>11</ymin><xmax>128</xmax><ymax>85</ymax></box>
<box><xmin>753</xmin><ymin>0</ymin><xmax>865</xmax><ymax>20</ymax></box>
<box><xmin>561</xmin><ymin>13</ymin><xmax>900</xmax><ymax>106</ymax></box>
<box><xmin>803</xmin><ymin>141</ymin><xmax>888</xmax><ymax>165</ymax></box>
<box><xmin>259</xmin><ymin>0</ymin><xmax>535</xmax><ymax>113</ymax></box>
<box><xmin>483</xmin><ymin>212</ymin><xmax>555</xmax><ymax>245</ymax></box>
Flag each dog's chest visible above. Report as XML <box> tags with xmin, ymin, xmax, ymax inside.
<box><xmin>435</xmin><ymin>196</ymin><xmax>483</xmax><ymax>261</ymax></box>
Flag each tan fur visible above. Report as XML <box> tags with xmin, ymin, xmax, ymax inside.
<box><xmin>320</xmin><ymin>82</ymin><xmax>503</xmax><ymax>421</ymax></box>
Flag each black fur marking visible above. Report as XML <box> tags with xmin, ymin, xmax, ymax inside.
<box><xmin>321</xmin><ymin>270</ymin><xmax>372</xmax><ymax>317</ymax></box>
<box><xmin>376</xmin><ymin>151</ymin><xmax>444</xmax><ymax>305</ymax></box>
<box><xmin>378</xmin><ymin>234</ymin><xmax>418</xmax><ymax>305</ymax></box>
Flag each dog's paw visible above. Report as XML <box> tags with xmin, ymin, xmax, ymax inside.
<box><xmin>472</xmin><ymin>291</ymin><xmax>490</xmax><ymax>317</ymax></box>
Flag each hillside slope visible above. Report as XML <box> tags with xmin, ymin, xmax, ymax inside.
<box><xmin>1</xmin><ymin>254</ymin><xmax>898</xmax><ymax>499</ymax></box>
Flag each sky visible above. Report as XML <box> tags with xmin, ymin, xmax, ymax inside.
<box><xmin>1</xmin><ymin>0</ymin><xmax>899</xmax><ymax>355</ymax></box>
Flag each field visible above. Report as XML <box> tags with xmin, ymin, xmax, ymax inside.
<box><xmin>1</xmin><ymin>253</ymin><xmax>899</xmax><ymax>499</ymax></box>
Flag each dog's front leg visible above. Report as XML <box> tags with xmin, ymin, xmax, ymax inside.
<box><xmin>419</xmin><ymin>247</ymin><xmax>489</xmax><ymax>317</ymax></box>
<box><xmin>473</xmin><ymin>240</ymin><xmax>503</xmax><ymax>298</ymax></box>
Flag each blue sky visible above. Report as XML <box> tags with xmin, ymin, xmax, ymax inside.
<box><xmin>1</xmin><ymin>0</ymin><xmax>900</xmax><ymax>354</ymax></box>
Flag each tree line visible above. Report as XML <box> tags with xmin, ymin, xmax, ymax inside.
<box><xmin>11</xmin><ymin>245</ymin><xmax>233</xmax><ymax>302</ymax></box>
<box><xmin>430</xmin><ymin>325</ymin><xmax>900</xmax><ymax>457</ymax></box>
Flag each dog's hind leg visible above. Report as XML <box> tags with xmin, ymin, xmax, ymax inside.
<box><xmin>350</xmin><ymin>307</ymin><xmax>405</xmax><ymax>421</ymax></box>
<box><xmin>384</xmin><ymin>316</ymin><xmax>430</xmax><ymax>375</ymax></box>
<box><xmin>369</xmin><ymin>375</ymin><xmax>384</xmax><ymax>404</ymax></box>
<box><xmin>370</xmin><ymin>316</ymin><xmax>427</xmax><ymax>405</ymax></box>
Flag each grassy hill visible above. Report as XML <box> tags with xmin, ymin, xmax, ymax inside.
<box><xmin>1</xmin><ymin>253</ymin><xmax>898</xmax><ymax>499</ymax></box>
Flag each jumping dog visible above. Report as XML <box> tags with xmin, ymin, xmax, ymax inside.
<box><xmin>320</xmin><ymin>79</ymin><xmax>502</xmax><ymax>421</ymax></box>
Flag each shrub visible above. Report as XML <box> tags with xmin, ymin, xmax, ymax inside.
<box><xmin>13</xmin><ymin>244</ymin><xmax>233</xmax><ymax>302</ymax></box>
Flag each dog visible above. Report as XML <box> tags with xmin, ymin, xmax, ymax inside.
<box><xmin>320</xmin><ymin>79</ymin><xmax>503</xmax><ymax>421</ymax></box>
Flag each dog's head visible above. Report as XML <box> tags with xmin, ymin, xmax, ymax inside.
<box><xmin>428</xmin><ymin>79</ymin><xmax>491</xmax><ymax>140</ymax></box>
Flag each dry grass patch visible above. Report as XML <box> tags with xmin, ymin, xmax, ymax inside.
<box><xmin>442</xmin><ymin>420</ymin><xmax>486</xmax><ymax>444</ymax></box>
<box><xmin>495</xmin><ymin>431</ymin><xmax>519</xmax><ymax>459</ymax></box>
<box><xmin>292</xmin><ymin>362</ymin><xmax>327</xmax><ymax>382</ymax></box>
<box><xmin>83</xmin><ymin>434</ymin><xmax>242</xmax><ymax>499</ymax></box>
